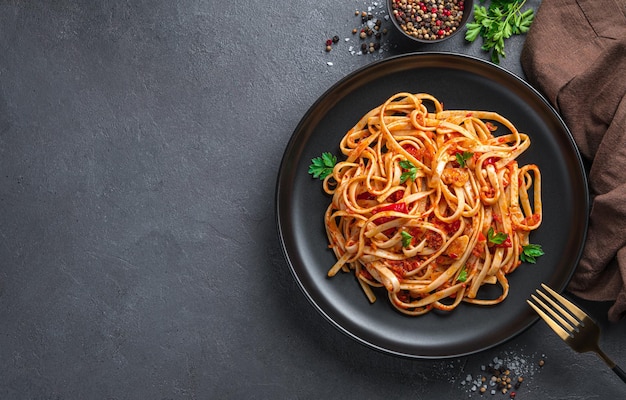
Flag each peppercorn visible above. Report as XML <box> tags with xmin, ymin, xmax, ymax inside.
<box><xmin>325</xmin><ymin>45</ymin><xmax>332</xmax><ymax>52</ymax></box>
<box><xmin>332</xmin><ymin>35</ymin><xmax>339</xmax><ymax>43</ymax></box>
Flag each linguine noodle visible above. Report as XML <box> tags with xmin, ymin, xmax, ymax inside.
<box><xmin>320</xmin><ymin>92</ymin><xmax>542</xmax><ymax>315</ymax></box>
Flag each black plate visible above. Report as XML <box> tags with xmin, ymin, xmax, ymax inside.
<box><xmin>276</xmin><ymin>53</ymin><xmax>588</xmax><ymax>358</ymax></box>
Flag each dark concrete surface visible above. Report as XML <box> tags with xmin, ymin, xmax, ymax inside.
<box><xmin>1</xmin><ymin>1</ymin><xmax>625</xmax><ymax>399</ymax></box>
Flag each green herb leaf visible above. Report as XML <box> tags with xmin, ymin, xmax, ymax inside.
<box><xmin>308</xmin><ymin>152</ymin><xmax>337</xmax><ymax>179</ymax></box>
<box><xmin>520</xmin><ymin>243</ymin><xmax>545</xmax><ymax>263</ymax></box>
<box><xmin>399</xmin><ymin>159</ymin><xmax>419</xmax><ymax>183</ymax></box>
<box><xmin>465</xmin><ymin>0</ymin><xmax>535</xmax><ymax>64</ymax></box>
<box><xmin>401</xmin><ymin>231</ymin><xmax>413</xmax><ymax>248</ymax></box>
<box><xmin>487</xmin><ymin>227</ymin><xmax>507</xmax><ymax>245</ymax></box>
<box><xmin>455</xmin><ymin>151</ymin><xmax>473</xmax><ymax>168</ymax></box>
<box><xmin>457</xmin><ymin>266</ymin><xmax>468</xmax><ymax>283</ymax></box>
<box><xmin>465</xmin><ymin>22</ymin><xmax>482</xmax><ymax>42</ymax></box>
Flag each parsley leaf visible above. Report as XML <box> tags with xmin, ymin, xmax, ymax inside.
<box><xmin>308</xmin><ymin>152</ymin><xmax>337</xmax><ymax>179</ymax></box>
<box><xmin>401</xmin><ymin>231</ymin><xmax>413</xmax><ymax>248</ymax></box>
<box><xmin>455</xmin><ymin>151</ymin><xmax>473</xmax><ymax>168</ymax></box>
<box><xmin>399</xmin><ymin>160</ymin><xmax>418</xmax><ymax>183</ymax></box>
<box><xmin>487</xmin><ymin>227</ymin><xmax>507</xmax><ymax>245</ymax></box>
<box><xmin>457</xmin><ymin>266</ymin><xmax>468</xmax><ymax>283</ymax></box>
<box><xmin>520</xmin><ymin>243</ymin><xmax>544</xmax><ymax>263</ymax></box>
<box><xmin>465</xmin><ymin>0</ymin><xmax>535</xmax><ymax>64</ymax></box>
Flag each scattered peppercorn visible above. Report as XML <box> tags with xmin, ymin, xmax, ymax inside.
<box><xmin>539</xmin><ymin>359</ymin><xmax>545</xmax><ymax>367</ymax></box>
<box><xmin>348</xmin><ymin>7</ymin><xmax>392</xmax><ymax>56</ymax></box>
<box><xmin>324</xmin><ymin>35</ymin><xmax>342</xmax><ymax>52</ymax></box>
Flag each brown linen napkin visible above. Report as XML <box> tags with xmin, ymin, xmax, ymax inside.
<box><xmin>520</xmin><ymin>0</ymin><xmax>626</xmax><ymax>322</ymax></box>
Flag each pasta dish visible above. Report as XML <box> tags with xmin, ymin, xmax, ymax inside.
<box><xmin>311</xmin><ymin>92</ymin><xmax>543</xmax><ymax>315</ymax></box>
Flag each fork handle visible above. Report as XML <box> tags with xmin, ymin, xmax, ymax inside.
<box><xmin>613</xmin><ymin>364</ymin><xmax>626</xmax><ymax>384</ymax></box>
<box><xmin>596</xmin><ymin>348</ymin><xmax>626</xmax><ymax>384</ymax></box>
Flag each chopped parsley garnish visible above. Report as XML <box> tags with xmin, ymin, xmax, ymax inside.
<box><xmin>455</xmin><ymin>151</ymin><xmax>473</xmax><ymax>168</ymax></box>
<box><xmin>487</xmin><ymin>227</ymin><xmax>507</xmax><ymax>245</ymax></box>
<box><xmin>399</xmin><ymin>160</ymin><xmax>419</xmax><ymax>183</ymax></box>
<box><xmin>457</xmin><ymin>266</ymin><xmax>468</xmax><ymax>283</ymax></box>
<box><xmin>401</xmin><ymin>231</ymin><xmax>413</xmax><ymax>248</ymax></box>
<box><xmin>520</xmin><ymin>243</ymin><xmax>545</xmax><ymax>263</ymax></box>
<box><xmin>308</xmin><ymin>152</ymin><xmax>337</xmax><ymax>179</ymax></box>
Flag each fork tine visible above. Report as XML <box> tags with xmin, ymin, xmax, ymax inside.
<box><xmin>527</xmin><ymin>297</ymin><xmax>571</xmax><ymax>341</ymax></box>
<box><xmin>541</xmin><ymin>283</ymin><xmax>587</xmax><ymax>320</ymax></box>
<box><xmin>529</xmin><ymin>294</ymin><xmax>576</xmax><ymax>333</ymax></box>
<box><xmin>536</xmin><ymin>288</ymin><xmax>580</xmax><ymax>327</ymax></box>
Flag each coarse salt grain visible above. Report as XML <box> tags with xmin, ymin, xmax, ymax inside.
<box><xmin>460</xmin><ymin>349</ymin><xmax>546</xmax><ymax>397</ymax></box>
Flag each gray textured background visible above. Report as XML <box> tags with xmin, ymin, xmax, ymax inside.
<box><xmin>1</xmin><ymin>1</ymin><xmax>625</xmax><ymax>398</ymax></box>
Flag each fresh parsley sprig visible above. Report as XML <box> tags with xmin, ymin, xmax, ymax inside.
<box><xmin>487</xmin><ymin>227</ymin><xmax>507</xmax><ymax>245</ymax></box>
<box><xmin>457</xmin><ymin>266</ymin><xmax>468</xmax><ymax>283</ymax></box>
<box><xmin>308</xmin><ymin>152</ymin><xmax>337</xmax><ymax>179</ymax></box>
<box><xmin>465</xmin><ymin>0</ymin><xmax>535</xmax><ymax>64</ymax></box>
<box><xmin>520</xmin><ymin>243</ymin><xmax>544</xmax><ymax>263</ymax></box>
<box><xmin>399</xmin><ymin>160</ymin><xmax>419</xmax><ymax>183</ymax></box>
<box><xmin>401</xmin><ymin>231</ymin><xmax>413</xmax><ymax>248</ymax></box>
<box><xmin>455</xmin><ymin>151</ymin><xmax>473</xmax><ymax>168</ymax></box>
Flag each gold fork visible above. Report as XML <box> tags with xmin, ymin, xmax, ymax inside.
<box><xmin>527</xmin><ymin>283</ymin><xmax>626</xmax><ymax>383</ymax></box>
